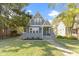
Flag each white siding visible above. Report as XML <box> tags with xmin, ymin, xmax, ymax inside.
<box><xmin>57</xmin><ymin>22</ymin><xmax>66</xmax><ymax>36</ymax></box>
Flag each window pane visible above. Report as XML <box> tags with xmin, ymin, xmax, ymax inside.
<box><xmin>30</xmin><ymin>28</ymin><xmax>32</xmax><ymax>30</ymax></box>
<box><xmin>33</xmin><ymin>31</ymin><xmax>35</xmax><ymax>33</ymax></box>
<box><xmin>30</xmin><ymin>31</ymin><xmax>32</xmax><ymax>33</ymax></box>
<box><xmin>36</xmin><ymin>31</ymin><xmax>38</xmax><ymax>33</ymax></box>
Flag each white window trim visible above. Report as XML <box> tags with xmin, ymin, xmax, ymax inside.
<box><xmin>29</xmin><ymin>27</ymin><xmax>39</xmax><ymax>33</ymax></box>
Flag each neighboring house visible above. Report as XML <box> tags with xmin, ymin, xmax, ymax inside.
<box><xmin>72</xmin><ymin>14</ymin><xmax>79</xmax><ymax>38</ymax></box>
<box><xmin>57</xmin><ymin>21</ymin><xmax>66</xmax><ymax>36</ymax></box>
<box><xmin>21</xmin><ymin>12</ymin><xmax>55</xmax><ymax>40</ymax></box>
<box><xmin>52</xmin><ymin>19</ymin><xmax>66</xmax><ymax>36</ymax></box>
<box><xmin>53</xmin><ymin>14</ymin><xmax>79</xmax><ymax>38</ymax></box>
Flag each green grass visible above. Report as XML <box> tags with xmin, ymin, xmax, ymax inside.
<box><xmin>56</xmin><ymin>38</ymin><xmax>79</xmax><ymax>54</ymax></box>
<box><xmin>0</xmin><ymin>37</ymin><xmax>64</xmax><ymax>56</ymax></box>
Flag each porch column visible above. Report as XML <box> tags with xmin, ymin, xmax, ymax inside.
<box><xmin>49</xmin><ymin>28</ymin><xmax>50</xmax><ymax>34</ymax></box>
<box><xmin>42</xmin><ymin>26</ymin><xmax>43</xmax><ymax>39</ymax></box>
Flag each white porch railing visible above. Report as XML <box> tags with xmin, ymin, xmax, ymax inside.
<box><xmin>21</xmin><ymin>32</ymin><xmax>42</xmax><ymax>39</ymax></box>
<box><xmin>21</xmin><ymin>32</ymin><xmax>55</xmax><ymax>40</ymax></box>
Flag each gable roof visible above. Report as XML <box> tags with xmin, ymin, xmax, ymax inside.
<box><xmin>28</xmin><ymin>12</ymin><xmax>50</xmax><ymax>26</ymax></box>
<box><xmin>43</xmin><ymin>20</ymin><xmax>50</xmax><ymax>25</ymax></box>
<box><xmin>33</xmin><ymin>12</ymin><xmax>43</xmax><ymax>18</ymax></box>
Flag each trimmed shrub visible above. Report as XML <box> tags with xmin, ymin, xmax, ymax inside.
<box><xmin>37</xmin><ymin>37</ymin><xmax>42</xmax><ymax>40</ymax></box>
<box><xmin>56</xmin><ymin>35</ymin><xmax>66</xmax><ymax>39</ymax></box>
<box><xmin>23</xmin><ymin>37</ymin><xmax>43</xmax><ymax>40</ymax></box>
<box><xmin>56</xmin><ymin>35</ymin><xmax>78</xmax><ymax>40</ymax></box>
<box><xmin>10</xmin><ymin>30</ymin><xmax>17</xmax><ymax>36</ymax></box>
<box><xmin>67</xmin><ymin>36</ymin><xmax>78</xmax><ymax>40</ymax></box>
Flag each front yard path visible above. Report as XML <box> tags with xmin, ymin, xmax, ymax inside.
<box><xmin>47</xmin><ymin>39</ymin><xmax>79</xmax><ymax>56</ymax></box>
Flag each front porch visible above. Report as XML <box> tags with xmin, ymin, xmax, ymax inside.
<box><xmin>29</xmin><ymin>25</ymin><xmax>51</xmax><ymax>38</ymax></box>
<box><xmin>42</xmin><ymin>26</ymin><xmax>52</xmax><ymax>40</ymax></box>
<box><xmin>22</xmin><ymin>25</ymin><xmax>52</xmax><ymax>40</ymax></box>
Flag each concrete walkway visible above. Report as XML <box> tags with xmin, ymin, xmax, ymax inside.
<box><xmin>47</xmin><ymin>40</ymin><xmax>79</xmax><ymax>56</ymax></box>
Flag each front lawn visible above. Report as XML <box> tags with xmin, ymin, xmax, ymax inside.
<box><xmin>0</xmin><ymin>37</ymin><xmax>64</xmax><ymax>56</ymax></box>
<box><xmin>56</xmin><ymin>38</ymin><xmax>79</xmax><ymax>54</ymax></box>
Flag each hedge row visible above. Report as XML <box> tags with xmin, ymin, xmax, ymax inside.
<box><xmin>56</xmin><ymin>35</ymin><xmax>78</xmax><ymax>40</ymax></box>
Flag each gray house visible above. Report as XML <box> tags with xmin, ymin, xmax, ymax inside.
<box><xmin>21</xmin><ymin>12</ymin><xmax>55</xmax><ymax>40</ymax></box>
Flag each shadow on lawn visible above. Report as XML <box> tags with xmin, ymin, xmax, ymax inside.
<box><xmin>1</xmin><ymin>39</ymin><xmax>63</xmax><ymax>56</ymax></box>
<box><xmin>20</xmin><ymin>41</ymin><xmax>63</xmax><ymax>56</ymax></box>
<box><xmin>56</xmin><ymin>39</ymin><xmax>79</xmax><ymax>50</ymax></box>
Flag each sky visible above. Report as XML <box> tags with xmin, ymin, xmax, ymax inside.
<box><xmin>22</xmin><ymin>3</ymin><xmax>68</xmax><ymax>22</ymax></box>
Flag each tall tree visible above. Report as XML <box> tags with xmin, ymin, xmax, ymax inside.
<box><xmin>0</xmin><ymin>3</ymin><xmax>28</xmax><ymax>28</ymax></box>
<box><xmin>10</xmin><ymin>7</ymin><xmax>32</xmax><ymax>31</ymax></box>
<box><xmin>0</xmin><ymin>3</ymin><xmax>29</xmax><ymax>37</ymax></box>
<box><xmin>49</xmin><ymin>3</ymin><xmax>78</xmax><ymax>37</ymax></box>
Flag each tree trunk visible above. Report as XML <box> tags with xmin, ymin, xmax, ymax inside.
<box><xmin>66</xmin><ymin>27</ymin><xmax>72</xmax><ymax>37</ymax></box>
<box><xmin>77</xmin><ymin>29</ymin><xmax>79</xmax><ymax>39</ymax></box>
<box><xmin>0</xmin><ymin>29</ymin><xmax>3</xmax><ymax>39</ymax></box>
<box><xmin>24</xmin><ymin>27</ymin><xmax>26</xmax><ymax>32</ymax></box>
